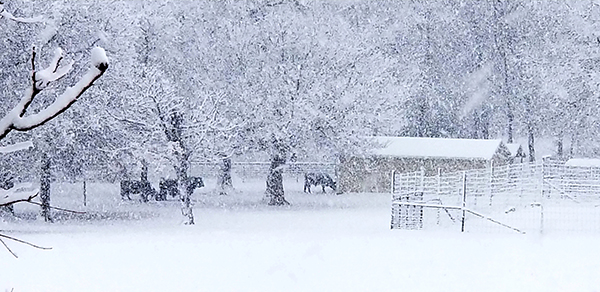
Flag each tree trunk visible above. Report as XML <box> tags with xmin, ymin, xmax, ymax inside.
<box><xmin>166</xmin><ymin>112</ymin><xmax>194</xmax><ymax>224</ymax></box>
<box><xmin>481</xmin><ymin>109</ymin><xmax>490</xmax><ymax>139</ymax></box>
<box><xmin>266</xmin><ymin>153</ymin><xmax>288</xmax><ymax>206</ymax></box>
<box><xmin>266</xmin><ymin>135</ymin><xmax>289</xmax><ymax>206</ymax></box>
<box><xmin>570</xmin><ymin>132</ymin><xmax>577</xmax><ymax>158</ymax></box>
<box><xmin>528</xmin><ymin>123</ymin><xmax>535</xmax><ymax>163</ymax></box>
<box><xmin>141</xmin><ymin>159</ymin><xmax>148</xmax><ymax>181</ymax></box>
<box><xmin>507</xmin><ymin>109</ymin><xmax>514</xmax><ymax>144</ymax></box>
<box><xmin>175</xmin><ymin>159</ymin><xmax>194</xmax><ymax>225</ymax></box>
<box><xmin>557</xmin><ymin>130</ymin><xmax>563</xmax><ymax>159</ymax></box>
<box><xmin>217</xmin><ymin>156</ymin><xmax>232</xmax><ymax>195</ymax></box>
<box><xmin>40</xmin><ymin>153</ymin><xmax>52</xmax><ymax>222</ymax></box>
<box><xmin>492</xmin><ymin>0</ymin><xmax>515</xmax><ymax>144</ymax></box>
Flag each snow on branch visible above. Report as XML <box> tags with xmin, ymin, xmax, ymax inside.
<box><xmin>0</xmin><ymin>183</ymin><xmax>38</xmax><ymax>207</ymax></box>
<box><xmin>0</xmin><ymin>47</ymin><xmax>108</xmax><ymax>140</ymax></box>
<box><xmin>0</xmin><ymin>2</ymin><xmax>45</xmax><ymax>23</ymax></box>
<box><xmin>35</xmin><ymin>48</ymin><xmax>73</xmax><ymax>88</ymax></box>
<box><xmin>0</xmin><ymin>141</ymin><xmax>33</xmax><ymax>154</ymax></box>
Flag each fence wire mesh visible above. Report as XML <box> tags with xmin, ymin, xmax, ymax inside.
<box><xmin>391</xmin><ymin>161</ymin><xmax>600</xmax><ymax>234</ymax></box>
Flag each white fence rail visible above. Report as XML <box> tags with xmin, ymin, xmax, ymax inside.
<box><xmin>391</xmin><ymin>161</ymin><xmax>600</xmax><ymax>234</ymax></box>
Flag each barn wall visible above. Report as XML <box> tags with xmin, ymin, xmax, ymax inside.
<box><xmin>339</xmin><ymin>156</ymin><xmax>501</xmax><ymax>193</ymax></box>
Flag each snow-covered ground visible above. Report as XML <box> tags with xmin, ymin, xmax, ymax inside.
<box><xmin>2</xmin><ymin>177</ymin><xmax>600</xmax><ymax>291</ymax></box>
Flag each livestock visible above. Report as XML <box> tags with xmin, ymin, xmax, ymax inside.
<box><xmin>158</xmin><ymin>178</ymin><xmax>177</xmax><ymax>200</ymax></box>
<box><xmin>304</xmin><ymin>172</ymin><xmax>336</xmax><ymax>193</ymax></box>
<box><xmin>0</xmin><ymin>176</ymin><xmax>14</xmax><ymax>214</ymax></box>
<box><xmin>120</xmin><ymin>180</ymin><xmax>156</xmax><ymax>202</ymax></box>
<box><xmin>157</xmin><ymin>176</ymin><xmax>204</xmax><ymax>201</ymax></box>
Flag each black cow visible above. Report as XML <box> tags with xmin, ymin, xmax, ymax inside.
<box><xmin>0</xmin><ymin>176</ymin><xmax>15</xmax><ymax>214</ymax></box>
<box><xmin>158</xmin><ymin>178</ymin><xmax>178</xmax><ymax>200</ymax></box>
<box><xmin>120</xmin><ymin>180</ymin><xmax>156</xmax><ymax>202</ymax></box>
<box><xmin>304</xmin><ymin>172</ymin><xmax>336</xmax><ymax>193</ymax></box>
<box><xmin>187</xmin><ymin>176</ymin><xmax>204</xmax><ymax>194</ymax></box>
<box><xmin>157</xmin><ymin>176</ymin><xmax>204</xmax><ymax>201</ymax></box>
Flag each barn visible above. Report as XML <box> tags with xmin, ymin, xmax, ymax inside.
<box><xmin>338</xmin><ymin>136</ymin><xmax>513</xmax><ymax>193</ymax></box>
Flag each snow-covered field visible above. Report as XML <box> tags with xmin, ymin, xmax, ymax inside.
<box><xmin>2</xmin><ymin>177</ymin><xmax>600</xmax><ymax>291</ymax></box>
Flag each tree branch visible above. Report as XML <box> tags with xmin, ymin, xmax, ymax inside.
<box><xmin>0</xmin><ymin>232</ymin><xmax>52</xmax><ymax>258</ymax></box>
<box><xmin>0</xmin><ymin>47</ymin><xmax>108</xmax><ymax>140</ymax></box>
<box><xmin>0</xmin><ymin>190</ymin><xmax>38</xmax><ymax>207</ymax></box>
<box><xmin>105</xmin><ymin>108</ymin><xmax>153</xmax><ymax>128</ymax></box>
<box><xmin>0</xmin><ymin>237</ymin><xmax>18</xmax><ymax>258</ymax></box>
<box><xmin>0</xmin><ymin>3</ymin><xmax>45</xmax><ymax>23</ymax></box>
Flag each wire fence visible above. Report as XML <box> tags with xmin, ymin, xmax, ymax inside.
<box><xmin>191</xmin><ymin>162</ymin><xmax>337</xmax><ymax>179</ymax></box>
<box><xmin>391</xmin><ymin>160</ymin><xmax>600</xmax><ymax>234</ymax></box>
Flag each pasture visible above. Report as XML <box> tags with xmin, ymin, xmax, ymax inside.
<box><xmin>1</xmin><ymin>177</ymin><xmax>599</xmax><ymax>291</ymax></box>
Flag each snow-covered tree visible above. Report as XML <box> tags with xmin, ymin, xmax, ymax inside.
<box><xmin>229</xmin><ymin>1</ymin><xmax>395</xmax><ymax>204</ymax></box>
<box><xmin>0</xmin><ymin>1</ymin><xmax>108</xmax><ymax>207</ymax></box>
<box><xmin>100</xmin><ymin>2</ymin><xmax>239</xmax><ymax>224</ymax></box>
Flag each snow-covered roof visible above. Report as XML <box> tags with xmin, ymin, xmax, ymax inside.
<box><xmin>565</xmin><ymin>158</ymin><xmax>600</xmax><ymax>167</ymax></box>
<box><xmin>371</xmin><ymin>136</ymin><xmax>505</xmax><ymax>160</ymax></box>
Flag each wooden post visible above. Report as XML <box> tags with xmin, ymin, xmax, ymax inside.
<box><xmin>419</xmin><ymin>168</ymin><xmax>425</xmax><ymax>194</ymax></box>
<box><xmin>539</xmin><ymin>160</ymin><xmax>545</xmax><ymax>234</ymax></box>
<box><xmin>437</xmin><ymin>168</ymin><xmax>442</xmax><ymax>195</ymax></box>
<box><xmin>539</xmin><ymin>203</ymin><xmax>544</xmax><ymax>234</ymax></box>
<box><xmin>391</xmin><ymin>170</ymin><xmax>396</xmax><ymax>195</ymax></box>
<box><xmin>437</xmin><ymin>168</ymin><xmax>441</xmax><ymax>225</ymax></box>
<box><xmin>390</xmin><ymin>170</ymin><xmax>396</xmax><ymax>229</ymax></box>
<box><xmin>489</xmin><ymin>160</ymin><xmax>494</xmax><ymax>206</ymax></box>
<box><xmin>83</xmin><ymin>180</ymin><xmax>87</xmax><ymax>207</ymax></box>
<box><xmin>461</xmin><ymin>171</ymin><xmax>467</xmax><ymax>232</ymax></box>
<box><xmin>539</xmin><ymin>159</ymin><xmax>545</xmax><ymax>200</ymax></box>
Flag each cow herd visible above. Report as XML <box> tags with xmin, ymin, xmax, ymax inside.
<box><xmin>120</xmin><ymin>176</ymin><xmax>204</xmax><ymax>202</ymax></box>
<box><xmin>120</xmin><ymin>172</ymin><xmax>337</xmax><ymax>201</ymax></box>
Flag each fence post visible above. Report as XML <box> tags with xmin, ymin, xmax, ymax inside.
<box><xmin>539</xmin><ymin>160</ymin><xmax>545</xmax><ymax>199</ymax></box>
<box><xmin>391</xmin><ymin>170</ymin><xmax>396</xmax><ymax>195</ymax></box>
<box><xmin>420</xmin><ymin>168</ymin><xmax>425</xmax><ymax>193</ymax></box>
<box><xmin>390</xmin><ymin>170</ymin><xmax>398</xmax><ymax>229</ymax></box>
<box><xmin>390</xmin><ymin>170</ymin><xmax>396</xmax><ymax>229</ymax></box>
<box><xmin>83</xmin><ymin>180</ymin><xmax>87</xmax><ymax>207</ymax></box>
<box><xmin>461</xmin><ymin>171</ymin><xmax>467</xmax><ymax>232</ymax></box>
<box><xmin>539</xmin><ymin>160</ymin><xmax>545</xmax><ymax>234</ymax></box>
<box><xmin>489</xmin><ymin>160</ymin><xmax>494</xmax><ymax>206</ymax></box>
<box><xmin>437</xmin><ymin>168</ymin><xmax>442</xmax><ymax>196</ymax></box>
<box><xmin>437</xmin><ymin>168</ymin><xmax>441</xmax><ymax>225</ymax></box>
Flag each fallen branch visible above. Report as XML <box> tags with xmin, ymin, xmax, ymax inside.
<box><xmin>0</xmin><ymin>233</ymin><xmax>51</xmax><ymax>250</ymax></box>
<box><xmin>0</xmin><ymin>232</ymin><xmax>52</xmax><ymax>258</ymax></box>
<box><xmin>0</xmin><ymin>237</ymin><xmax>17</xmax><ymax>258</ymax></box>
